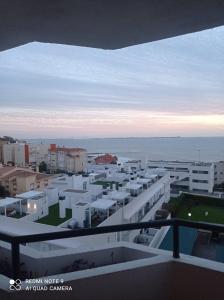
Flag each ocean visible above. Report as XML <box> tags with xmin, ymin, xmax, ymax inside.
<box><xmin>28</xmin><ymin>137</ymin><xmax>224</xmax><ymax>163</ymax></box>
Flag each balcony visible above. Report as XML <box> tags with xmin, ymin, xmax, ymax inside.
<box><xmin>0</xmin><ymin>219</ymin><xmax>224</xmax><ymax>299</ymax></box>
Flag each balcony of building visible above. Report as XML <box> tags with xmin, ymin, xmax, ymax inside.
<box><xmin>0</xmin><ymin>218</ymin><xmax>224</xmax><ymax>299</ymax></box>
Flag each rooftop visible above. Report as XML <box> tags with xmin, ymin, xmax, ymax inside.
<box><xmin>0</xmin><ymin>166</ymin><xmax>16</xmax><ymax>177</ymax></box>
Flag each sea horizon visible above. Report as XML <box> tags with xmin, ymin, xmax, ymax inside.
<box><xmin>26</xmin><ymin>136</ymin><xmax>224</xmax><ymax>163</ymax></box>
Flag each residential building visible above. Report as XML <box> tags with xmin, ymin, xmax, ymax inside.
<box><xmin>0</xmin><ymin>139</ymin><xmax>8</xmax><ymax>163</ymax></box>
<box><xmin>123</xmin><ymin>160</ymin><xmax>142</xmax><ymax>172</ymax></box>
<box><xmin>3</xmin><ymin>143</ymin><xmax>29</xmax><ymax>167</ymax></box>
<box><xmin>94</xmin><ymin>153</ymin><xmax>118</xmax><ymax>164</ymax></box>
<box><xmin>49</xmin><ymin>168</ymin><xmax>170</xmax><ymax>247</ymax></box>
<box><xmin>0</xmin><ymin>166</ymin><xmax>52</xmax><ymax>195</ymax></box>
<box><xmin>148</xmin><ymin>160</ymin><xmax>215</xmax><ymax>194</ymax></box>
<box><xmin>214</xmin><ymin>161</ymin><xmax>224</xmax><ymax>185</ymax></box>
<box><xmin>48</xmin><ymin>145</ymin><xmax>87</xmax><ymax>173</ymax></box>
<box><xmin>28</xmin><ymin>144</ymin><xmax>50</xmax><ymax>166</ymax></box>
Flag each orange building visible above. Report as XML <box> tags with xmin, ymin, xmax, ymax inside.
<box><xmin>95</xmin><ymin>153</ymin><xmax>118</xmax><ymax>164</ymax></box>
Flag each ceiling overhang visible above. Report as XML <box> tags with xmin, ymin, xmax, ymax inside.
<box><xmin>1</xmin><ymin>0</ymin><xmax>224</xmax><ymax>51</ymax></box>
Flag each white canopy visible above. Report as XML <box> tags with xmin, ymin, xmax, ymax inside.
<box><xmin>110</xmin><ymin>191</ymin><xmax>130</xmax><ymax>201</ymax></box>
<box><xmin>16</xmin><ymin>190</ymin><xmax>44</xmax><ymax>199</ymax></box>
<box><xmin>136</xmin><ymin>178</ymin><xmax>151</xmax><ymax>184</ymax></box>
<box><xmin>0</xmin><ymin>197</ymin><xmax>21</xmax><ymax>208</ymax></box>
<box><xmin>126</xmin><ymin>182</ymin><xmax>143</xmax><ymax>190</ymax></box>
<box><xmin>90</xmin><ymin>199</ymin><xmax>117</xmax><ymax>210</ymax></box>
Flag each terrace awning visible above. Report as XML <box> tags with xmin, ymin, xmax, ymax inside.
<box><xmin>90</xmin><ymin>199</ymin><xmax>117</xmax><ymax>211</ymax></box>
<box><xmin>126</xmin><ymin>183</ymin><xmax>143</xmax><ymax>190</ymax></box>
<box><xmin>110</xmin><ymin>191</ymin><xmax>130</xmax><ymax>201</ymax></box>
<box><xmin>16</xmin><ymin>190</ymin><xmax>44</xmax><ymax>199</ymax></box>
<box><xmin>0</xmin><ymin>197</ymin><xmax>22</xmax><ymax>216</ymax></box>
<box><xmin>0</xmin><ymin>197</ymin><xmax>21</xmax><ymax>207</ymax></box>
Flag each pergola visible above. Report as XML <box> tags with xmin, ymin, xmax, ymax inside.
<box><xmin>126</xmin><ymin>183</ymin><xmax>143</xmax><ymax>196</ymax></box>
<box><xmin>110</xmin><ymin>191</ymin><xmax>131</xmax><ymax>206</ymax></box>
<box><xmin>90</xmin><ymin>199</ymin><xmax>117</xmax><ymax>218</ymax></box>
<box><xmin>0</xmin><ymin>197</ymin><xmax>22</xmax><ymax>217</ymax></box>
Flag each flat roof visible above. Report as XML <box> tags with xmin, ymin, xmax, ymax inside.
<box><xmin>126</xmin><ymin>183</ymin><xmax>143</xmax><ymax>190</ymax></box>
<box><xmin>145</xmin><ymin>174</ymin><xmax>158</xmax><ymax>179</ymax></box>
<box><xmin>137</xmin><ymin>178</ymin><xmax>151</xmax><ymax>184</ymax></box>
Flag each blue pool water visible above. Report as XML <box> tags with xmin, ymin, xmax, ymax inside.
<box><xmin>215</xmin><ymin>244</ymin><xmax>224</xmax><ymax>263</ymax></box>
<box><xmin>159</xmin><ymin>226</ymin><xmax>198</xmax><ymax>255</ymax></box>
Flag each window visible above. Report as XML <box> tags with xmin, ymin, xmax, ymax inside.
<box><xmin>192</xmin><ymin>170</ymin><xmax>209</xmax><ymax>174</ymax></box>
<box><xmin>192</xmin><ymin>179</ymin><xmax>208</xmax><ymax>183</ymax></box>
<box><xmin>176</xmin><ymin>168</ymin><xmax>189</xmax><ymax>172</ymax></box>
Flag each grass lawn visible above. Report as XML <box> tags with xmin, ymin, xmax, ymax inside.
<box><xmin>176</xmin><ymin>204</ymin><xmax>224</xmax><ymax>225</ymax></box>
<box><xmin>36</xmin><ymin>203</ymin><xmax>72</xmax><ymax>226</ymax></box>
<box><xmin>93</xmin><ymin>180</ymin><xmax>112</xmax><ymax>186</ymax></box>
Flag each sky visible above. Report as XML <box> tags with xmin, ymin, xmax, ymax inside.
<box><xmin>0</xmin><ymin>26</ymin><xmax>224</xmax><ymax>139</ymax></box>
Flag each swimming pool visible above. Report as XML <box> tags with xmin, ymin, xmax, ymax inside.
<box><xmin>159</xmin><ymin>226</ymin><xmax>198</xmax><ymax>255</ymax></box>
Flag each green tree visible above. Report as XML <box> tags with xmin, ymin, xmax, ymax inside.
<box><xmin>39</xmin><ymin>161</ymin><xmax>47</xmax><ymax>173</ymax></box>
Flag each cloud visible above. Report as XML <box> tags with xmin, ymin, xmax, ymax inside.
<box><xmin>0</xmin><ymin>26</ymin><xmax>224</xmax><ymax>137</ymax></box>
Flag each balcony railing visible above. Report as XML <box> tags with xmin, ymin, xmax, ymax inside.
<box><xmin>1</xmin><ymin>218</ymin><xmax>224</xmax><ymax>279</ymax></box>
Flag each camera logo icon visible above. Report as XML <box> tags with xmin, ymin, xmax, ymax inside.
<box><xmin>9</xmin><ymin>279</ymin><xmax>22</xmax><ymax>291</ymax></box>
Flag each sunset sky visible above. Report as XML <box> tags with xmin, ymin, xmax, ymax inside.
<box><xmin>0</xmin><ymin>26</ymin><xmax>224</xmax><ymax>138</ymax></box>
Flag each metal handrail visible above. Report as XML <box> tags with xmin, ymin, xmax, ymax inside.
<box><xmin>1</xmin><ymin>218</ymin><xmax>224</xmax><ymax>279</ymax></box>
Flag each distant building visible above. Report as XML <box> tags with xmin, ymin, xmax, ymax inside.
<box><xmin>124</xmin><ymin>160</ymin><xmax>142</xmax><ymax>172</ymax></box>
<box><xmin>0</xmin><ymin>139</ymin><xmax>8</xmax><ymax>163</ymax></box>
<box><xmin>48</xmin><ymin>144</ymin><xmax>87</xmax><ymax>173</ymax></box>
<box><xmin>2</xmin><ymin>142</ymin><xmax>50</xmax><ymax>168</ymax></box>
<box><xmin>95</xmin><ymin>153</ymin><xmax>118</xmax><ymax>164</ymax></box>
<box><xmin>0</xmin><ymin>166</ymin><xmax>52</xmax><ymax>195</ymax></box>
<box><xmin>214</xmin><ymin>161</ymin><xmax>224</xmax><ymax>185</ymax></box>
<box><xmin>148</xmin><ymin>160</ymin><xmax>215</xmax><ymax>194</ymax></box>
<box><xmin>28</xmin><ymin>144</ymin><xmax>50</xmax><ymax>166</ymax></box>
<box><xmin>3</xmin><ymin>143</ymin><xmax>29</xmax><ymax>167</ymax></box>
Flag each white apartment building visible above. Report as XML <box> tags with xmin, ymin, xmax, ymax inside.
<box><xmin>148</xmin><ymin>160</ymin><xmax>215</xmax><ymax>194</ymax></box>
<box><xmin>123</xmin><ymin>159</ymin><xmax>142</xmax><ymax>172</ymax></box>
<box><xmin>55</xmin><ymin>169</ymin><xmax>170</xmax><ymax>246</ymax></box>
<box><xmin>214</xmin><ymin>161</ymin><xmax>224</xmax><ymax>185</ymax></box>
<box><xmin>3</xmin><ymin>143</ymin><xmax>28</xmax><ymax>167</ymax></box>
<box><xmin>28</xmin><ymin>144</ymin><xmax>49</xmax><ymax>165</ymax></box>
